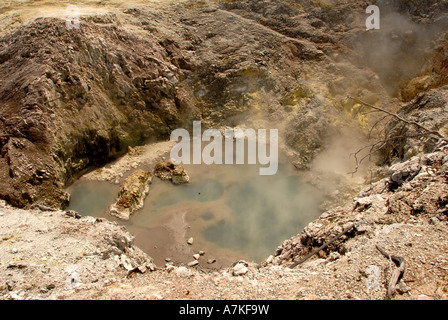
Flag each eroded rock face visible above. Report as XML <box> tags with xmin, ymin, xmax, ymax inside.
<box><xmin>0</xmin><ymin>16</ymin><xmax>189</xmax><ymax>208</ymax></box>
<box><xmin>109</xmin><ymin>170</ymin><xmax>152</xmax><ymax>220</ymax></box>
<box><xmin>154</xmin><ymin>161</ymin><xmax>190</xmax><ymax>185</ymax></box>
<box><xmin>1</xmin><ymin>0</ymin><xmax>447</xmax><ymax>208</ymax></box>
<box><xmin>0</xmin><ymin>0</ymin><xmax>386</xmax><ymax>208</ymax></box>
<box><xmin>382</xmin><ymin>88</ymin><xmax>448</xmax><ymax>163</ymax></box>
<box><xmin>0</xmin><ymin>137</ymin><xmax>69</xmax><ymax>208</ymax></box>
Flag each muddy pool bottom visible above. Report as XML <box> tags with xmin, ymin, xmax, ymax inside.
<box><xmin>67</xmin><ymin>162</ymin><xmax>324</xmax><ymax>268</ymax></box>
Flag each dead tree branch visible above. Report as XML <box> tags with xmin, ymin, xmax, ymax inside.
<box><xmin>348</xmin><ymin>133</ymin><xmax>433</xmax><ymax>174</ymax></box>
<box><xmin>376</xmin><ymin>245</ymin><xmax>406</xmax><ymax>300</ymax></box>
<box><xmin>348</xmin><ymin>96</ymin><xmax>446</xmax><ymax>140</ymax></box>
<box><xmin>346</xmin><ymin>96</ymin><xmax>447</xmax><ymax>174</ymax></box>
<box><xmin>289</xmin><ymin>223</ymin><xmax>356</xmax><ymax>269</ymax></box>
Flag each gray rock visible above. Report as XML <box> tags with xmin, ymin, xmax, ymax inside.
<box><xmin>9</xmin><ymin>292</ymin><xmax>22</xmax><ymax>300</ymax></box>
<box><xmin>429</xmin><ymin>217</ymin><xmax>439</xmax><ymax>225</ymax></box>
<box><xmin>232</xmin><ymin>262</ymin><xmax>248</xmax><ymax>276</ymax></box>
<box><xmin>65</xmin><ymin>264</ymin><xmax>81</xmax><ymax>290</ymax></box>
<box><xmin>137</xmin><ymin>265</ymin><xmax>147</xmax><ymax>274</ymax></box>
<box><xmin>303</xmin><ymin>258</ymin><xmax>326</xmax><ymax>269</ymax></box>
<box><xmin>166</xmin><ymin>265</ymin><xmax>175</xmax><ymax>272</ymax></box>
<box><xmin>187</xmin><ymin>260</ymin><xmax>199</xmax><ymax>267</ymax></box>
<box><xmin>146</xmin><ymin>263</ymin><xmax>156</xmax><ymax>271</ymax></box>
<box><xmin>353</xmin><ymin>195</ymin><xmax>388</xmax><ymax>215</ymax></box>
<box><xmin>120</xmin><ymin>254</ymin><xmax>133</xmax><ymax>271</ymax></box>
<box><xmin>389</xmin><ymin>157</ymin><xmax>421</xmax><ymax>186</ymax></box>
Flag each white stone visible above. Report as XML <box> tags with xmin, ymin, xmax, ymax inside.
<box><xmin>303</xmin><ymin>258</ymin><xmax>326</xmax><ymax>269</ymax></box>
<box><xmin>232</xmin><ymin>263</ymin><xmax>248</xmax><ymax>276</ymax></box>
<box><xmin>418</xmin><ymin>294</ymin><xmax>433</xmax><ymax>300</ymax></box>
<box><xmin>187</xmin><ymin>260</ymin><xmax>199</xmax><ymax>267</ymax></box>
<box><xmin>327</xmin><ymin>252</ymin><xmax>340</xmax><ymax>262</ymax></box>
<box><xmin>166</xmin><ymin>265</ymin><xmax>175</xmax><ymax>272</ymax></box>
<box><xmin>120</xmin><ymin>254</ymin><xmax>133</xmax><ymax>271</ymax></box>
<box><xmin>174</xmin><ymin>266</ymin><xmax>193</xmax><ymax>277</ymax></box>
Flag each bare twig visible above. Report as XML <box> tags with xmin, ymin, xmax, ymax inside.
<box><xmin>348</xmin><ymin>96</ymin><xmax>446</xmax><ymax>140</ymax></box>
<box><xmin>289</xmin><ymin>224</ymin><xmax>356</xmax><ymax>269</ymax></box>
<box><xmin>376</xmin><ymin>245</ymin><xmax>405</xmax><ymax>300</ymax></box>
<box><xmin>347</xmin><ymin>95</ymin><xmax>446</xmax><ymax>173</ymax></box>
<box><xmin>367</xmin><ymin>114</ymin><xmax>392</xmax><ymax>140</ymax></box>
<box><xmin>348</xmin><ymin>133</ymin><xmax>432</xmax><ymax>174</ymax></box>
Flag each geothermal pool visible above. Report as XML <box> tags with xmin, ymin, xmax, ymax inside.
<box><xmin>67</xmin><ymin>161</ymin><xmax>324</xmax><ymax>267</ymax></box>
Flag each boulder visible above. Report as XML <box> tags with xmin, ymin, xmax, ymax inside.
<box><xmin>109</xmin><ymin>170</ymin><xmax>152</xmax><ymax>220</ymax></box>
<box><xmin>232</xmin><ymin>262</ymin><xmax>249</xmax><ymax>276</ymax></box>
<box><xmin>388</xmin><ymin>156</ymin><xmax>421</xmax><ymax>188</ymax></box>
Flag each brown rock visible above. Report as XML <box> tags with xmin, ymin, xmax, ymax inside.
<box><xmin>154</xmin><ymin>161</ymin><xmax>190</xmax><ymax>184</ymax></box>
<box><xmin>109</xmin><ymin>170</ymin><xmax>152</xmax><ymax>220</ymax></box>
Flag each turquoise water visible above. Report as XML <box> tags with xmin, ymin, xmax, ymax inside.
<box><xmin>67</xmin><ymin>162</ymin><xmax>323</xmax><ymax>265</ymax></box>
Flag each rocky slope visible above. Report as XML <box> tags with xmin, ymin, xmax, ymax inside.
<box><xmin>273</xmin><ymin>142</ymin><xmax>448</xmax><ymax>266</ymax></box>
<box><xmin>1</xmin><ymin>145</ymin><xmax>447</xmax><ymax>300</ymax></box>
<box><xmin>0</xmin><ymin>0</ymin><xmax>400</xmax><ymax>208</ymax></box>
<box><xmin>1</xmin><ymin>0</ymin><xmax>448</xmax><ymax>300</ymax></box>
